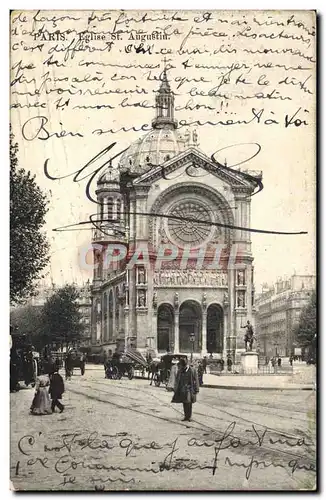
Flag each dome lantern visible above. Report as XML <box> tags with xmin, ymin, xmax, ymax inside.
<box><xmin>152</xmin><ymin>58</ymin><xmax>178</xmax><ymax>130</ymax></box>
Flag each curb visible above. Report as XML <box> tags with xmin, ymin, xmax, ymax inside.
<box><xmin>202</xmin><ymin>384</ymin><xmax>314</xmax><ymax>391</ymax></box>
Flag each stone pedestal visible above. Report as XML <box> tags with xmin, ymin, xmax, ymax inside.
<box><xmin>241</xmin><ymin>351</ymin><xmax>258</xmax><ymax>374</ymax></box>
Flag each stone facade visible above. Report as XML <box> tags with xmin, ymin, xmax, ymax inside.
<box><xmin>255</xmin><ymin>275</ymin><xmax>316</xmax><ymax>357</ymax></box>
<box><xmin>90</xmin><ymin>70</ymin><xmax>261</xmax><ymax>361</ymax></box>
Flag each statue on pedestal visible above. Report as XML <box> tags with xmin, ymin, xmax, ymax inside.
<box><xmin>241</xmin><ymin>320</ymin><xmax>255</xmax><ymax>351</ymax></box>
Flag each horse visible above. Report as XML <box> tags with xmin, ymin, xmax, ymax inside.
<box><xmin>148</xmin><ymin>359</ymin><xmax>161</xmax><ymax>385</ymax></box>
<box><xmin>244</xmin><ymin>333</ymin><xmax>255</xmax><ymax>352</ymax></box>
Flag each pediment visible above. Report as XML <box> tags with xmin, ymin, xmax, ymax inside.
<box><xmin>132</xmin><ymin>147</ymin><xmax>257</xmax><ymax>189</ymax></box>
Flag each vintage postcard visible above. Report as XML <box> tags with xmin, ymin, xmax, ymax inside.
<box><xmin>10</xmin><ymin>9</ymin><xmax>316</xmax><ymax>491</ymax></box>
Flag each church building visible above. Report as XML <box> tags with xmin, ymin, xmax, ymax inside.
<box><xmin>90</xmin><ymin>68</ymin><xmax>261</xmax><ymax>361</ymax></box>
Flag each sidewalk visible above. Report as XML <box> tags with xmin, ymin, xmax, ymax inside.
<box><xmin>83</xmin><ymin>364</ymin><xmax>315</xmax><ymax>390</ymax></box>
<box><xmin>202</xmin><ymin>370</ymin><xmax>315</xmax><ymax>391</ymax></box>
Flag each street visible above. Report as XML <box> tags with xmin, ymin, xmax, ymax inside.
<box><xmin>10</xmin><ymin>365</ymin><xmax>316</xmax><ymax>491</ymax></box>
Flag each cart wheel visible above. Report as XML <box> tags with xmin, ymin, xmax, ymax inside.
<box><xmin>154</xmin><ymin>373</ymin><xmax>161</xmax><ymax>387</ymax></box>
<box><xmin>128</xmin><ymin>367</ymin><xmax>134</xmax><ymax>380</ymax></box>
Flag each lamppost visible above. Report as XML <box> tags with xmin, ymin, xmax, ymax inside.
<box><xmin>189</xmin><ymin>333</ymin><xmax>195</xmax><ymax>363</ymax></box>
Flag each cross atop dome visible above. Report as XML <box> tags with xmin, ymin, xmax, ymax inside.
<box><xmin>152</xmin><ymin>58</ymin><xmax>177</xmax><ymax>130</ymax></box>
<box><xmin>158</xmin><ymin>57</ymin><xmax>171</xmax><ymax>93</ymax></box>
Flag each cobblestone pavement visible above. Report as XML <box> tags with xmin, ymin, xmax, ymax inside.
<box><xmin>10</xmin><ymin>366</ymin><xmax>316</xmax><ymax>492</ymax></box>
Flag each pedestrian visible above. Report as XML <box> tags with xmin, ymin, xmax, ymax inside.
<box><xmin>172</xmin><ymin>357</ymin><xmax>199</xmax><ymax>422</ymax></box>
<box><xmin>202</xmin><ymin>356</ymin><xmax>207</xmax><ymax>374</ymax></box>
<box><xmin>10</xmin><ymin>349</ymin><xmax>20</xmax><ymax>392</ymax></box>
<box><xmin>55</xmin><ymin>357</ymin><xmax>61</xmax><ymax>372</ymax></box>
<box><xmin>197</xmin><ymin>361</ymin><xmax>204</xmax><ymax>386</ymax></box>
<box><xmin>227</xmin><ymin>355</ymin><xmax>233</xmax><ymax>372</ymax></box>
<box><xmin>65</xmin><ymin>353</ymin><xmax>73</xmax><ymax>380</ymax></box>
<box><xmin>30</xmin><ymin>375</ymin><xmax>52</xmax><ymax>415</ymax></box>
<box><xmin>166</xmin><ymin>360</ymin><xmax>179</xmax><ymax>391</ymax></box>
<box><xmin>289</xmin><ymin>356</ymin><xmax>293</xmax><ymax>366</ymax></box>
<box><xmin>278</xmin><ymin>356</ymin><xmax>282</xmax><ymax>367</ymax></box>
<box><xmin>80</xmin><ymin>354</ymin><xmax>86</xmax><ymax>376</ymax></box>
<box><xmin>49</xmin><ymin>369</ymin><xmax>65</xmax><ymax>413</ymax></box>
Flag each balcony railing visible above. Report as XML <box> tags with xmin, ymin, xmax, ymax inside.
<box><xmin>92</xmin><ymin>225</ymin><xmax>127</xmax><ymax>243</ymax></box>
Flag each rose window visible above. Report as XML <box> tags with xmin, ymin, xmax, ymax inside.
<box><xmin>167</xmin><ymin>200</ymin><xmax>212</xmax><ymax>247</ymax></box>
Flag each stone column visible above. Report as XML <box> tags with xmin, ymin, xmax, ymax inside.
<box><xmin>201</xmin><ymin>310</ymin><xmax>207</xmax><ymax>356</ymax></box>
<box><xmin>120</xmin><ymin>198</ymin><xmax>125</xmax><ymax>223</ymax></box>
<box><xmin>152</xmin><ymin>310</ymin><xmax>157</xmax><ymax>352</ymax></box>
<box><xmin>223</xmin><ymin>302</ymin><xmax>229</xmax><ymax>359</ymax></box>
<box><xmin>174</xmin><ymin>311</ymin><xmax>179</xmax><ymax>353</ymax></box>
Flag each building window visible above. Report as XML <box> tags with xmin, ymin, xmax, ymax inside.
<box><xmin>107</xmin><ymin>198</ymin><xmax>113</xmax><ymax>219</ymax></box>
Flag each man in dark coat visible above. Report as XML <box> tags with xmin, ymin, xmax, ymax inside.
<box><xmin>172</xmin><ymin>358</ymin><xmax>199</xmax><ymax>422</ymax></box>
<box><xmin>49</xmin><ymin>369</ymin><xmax>65</xmax><ymax>413</ymax></box>
<box><xmin>202</xmin><ymin>356</ymin><xmax>207</xmax><ymax>374</ymax></box>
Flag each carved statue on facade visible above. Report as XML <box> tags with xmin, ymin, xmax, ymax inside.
<box><xmin>152</xmin><ymin>292</ymin><xmax>157</xmax><ymax>310</ymax></box>
<box><xmin>237</xmin><ymin>292</ymin><xmax>245</xmax><ymax>308</ymax></box>
<box><xmin>223</xmin><ymin>291</ymin><xmax>229</xmax><ymax>303</ymax></box>
<box><xmin>138</xmin><ymin>290</ymin><xmax>146</xmax><ymax>307</ymax></box>
<box><xmin>238</xmin><ymin>270</ymin><xmax>245</xmax><ymax>286</ymax></box>
<box><xmin>138</xmin><ymin>267</ymin><xmax>146</xmax><ymax>284</ymax></box>
<box><xmin>202</xmin><ymin>292</ymin><xmax>207</xmax><ymax>310</ymax></box>
<box><xmin>174</xmin><ymin>292</ymin><xmax>179</xmax><ymax>309</ymax></box>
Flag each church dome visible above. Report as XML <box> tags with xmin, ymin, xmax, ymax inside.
<box><xmin>118</xmin><ymin>65</ymin><xmax>198</xmax><ymax>176</ymax></box>
<box><xmin>118</xmin><ymin>128</ymin><xmax>187</xmax><ymax>176</ymax></box>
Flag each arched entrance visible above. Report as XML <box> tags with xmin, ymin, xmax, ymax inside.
<box><xmin>179</xmin><ymin>300</ymin><xmax>202</xmax><ymax>352</ymax></box>
<box><xmin>206</xmin><ymin>304</ymin><xmax>224</xmax><ymax>354</ymax></box>
<box><xmin>157</xmin><ymin>304</ymin><xmax>174</xmax><ymax>352</ymax></box>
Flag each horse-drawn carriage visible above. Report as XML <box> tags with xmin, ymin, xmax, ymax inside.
<box><xmin>150</xmin><ymin>354</ymin><xmax>185</xmax><ymax>388</ymax></box>
<box><xmin>64</xmin><ymin>350</ymin><xmax>86</xmax><ymax>378</ymax></box>
<box><xmin>105</xmin><ymin>349</ymin><xmax>147</xmax><ymax>380</ymax></box>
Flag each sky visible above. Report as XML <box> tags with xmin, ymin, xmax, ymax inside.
<box><xmin>10</xmin><ymin>9</ymin><xmax>316</xmax><ymax>292</ymax></box>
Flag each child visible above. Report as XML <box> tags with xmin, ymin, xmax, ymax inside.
<box><xmin>30</xmin><ymin>375</ymin><xmax>52</xmax><ymax>415</ymax></box>
<box><xmin>49</xmin><ymin>369</ymin><xmax>65</xmax><ymax>413</ymax></box>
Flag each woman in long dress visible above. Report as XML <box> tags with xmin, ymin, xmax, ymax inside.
<box><xmin>30</xmin><ymin>375</ymin><xmax>52</xmax><ymax>415</ymax></box>
<box><xmin>166</xmin><ymin>360</ymin><xmax>179</xmax><ymax>391</ymax></box>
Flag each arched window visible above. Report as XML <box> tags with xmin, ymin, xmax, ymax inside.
<box><xmin>100</xmin><ymin>200</ymin><xmax>104</xmax><ymax>221</ymax></box>
<box><xmin>108</xmin><ymin>290</ymin><xmax>113</xmax><ymax>341</ymax></box>
<box><xmin>107</xmin><ymin>197</ymin><xmax>113</xmax><ymax>219</ymax></box>
<box><xmin>157</xmin><ymin>304</ymin><xmax>174</xmax><ymax>352</ymax></box>
<box><xmin>115</xmin><ymin>286</ymin><xmax>120</xmax><ymax>333</ymax></box>
<box><xmin>117</xmin><ymin>199</ymin><xmax>121</xmax><ymax>221</ymax></box>
<box><xmin>103</xmin><ymin>292</ymin><xmax>108</xmax><ymax>342</ymax></box>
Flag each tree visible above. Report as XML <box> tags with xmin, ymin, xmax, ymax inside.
<box><xmin>10</xmin><ymin>304</ymin><xmax>44</xmax><ymax>350</ymax></box>
<box><xmin>294</xmin><ymin>291</ymin><xmax>317</xmax><ymax>351</ymax></box>
<box><xmin>40</xmin><ymin>284</ymin><xmax>85</xmax><ymax>348</ymax></box>
<box><xmin>10</xmin><ymin>130</ymin><xmax>49</xmax><ymax>303</ymax></box>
